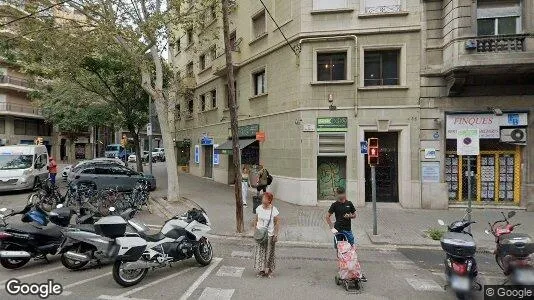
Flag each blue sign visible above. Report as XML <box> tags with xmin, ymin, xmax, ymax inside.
<box><xmin>194</xmin><ymin>145</ymin><xmax>200</xmax><ymax>164</ymax></box>
<box><xmin>201</xmin><ymin>136</ymin><xmax>213</xmax><ymax>145</ymax></box>
<box><xmin>508</xmin><ymin>113</ymin><xmax>519</xmax><ymax>126</ymax></box>
<box><xmin>433</xmin><ymin>132</ymin><xmax>440</xmax><ymax>139</ymax></box>
<box><xmin>213</xmin><ymin>144</ymin><xmax>220</xmax><ymax>165</ymax></box>
<box><xmin>360</xmin><ymin>141</ymin><xmax>368</xmax><ymax>154</ymax></box>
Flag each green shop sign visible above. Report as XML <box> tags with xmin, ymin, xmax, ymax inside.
<box><xmin>317</xmin><ymin>117</ymin><xmax>348</xmax><ymax>132</ymax></box>
<box><xmin>230</xmin><ymin>124</ymin><xmax>260</xmax><ymax>138</ymax></box>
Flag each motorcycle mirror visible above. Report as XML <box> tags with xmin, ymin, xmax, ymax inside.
<box><xmin>485</xmin><ymin>229</ymin><xmax>491</xmax><ymax>235</ymax></box>
<box><xmin>109</xmin><ymin>207</ymin><xmax>116</xmax><ymax>212</ymax></box>
<box><xmin>0</xmin><ymin>208</ymin><xmax>7</xmax><ymax>212</ymax></box>
<box><xmin>508</xmin><ymin>211</ymin><xmax>516</xmax><ymax>218</ymax></box>
<box><xmin>438</xmin><ymin>219</ymin><xmax>445</xmax><ymax>226</ymax></box>
<box><xmin>56</xmin><ymin>204</ymin><xmax>64</xmax><ymax>209</ymax></box>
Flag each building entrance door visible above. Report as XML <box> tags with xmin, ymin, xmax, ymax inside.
<box><xmin>204</xmin><ymin>145</ymin><xmax>213</xmax><ymax>178</ymax></box>
<box><xmin>317</xmin><ymin>156</ymin><xmax>346</xmax><ymax>200</ymax></box>
<box><xmin>365</xmin><ymin>132</ymin><xmax>399</xmax><ymax>202</ymax></box>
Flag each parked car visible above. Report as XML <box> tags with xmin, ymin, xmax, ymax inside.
<box><xmin>93</xmin><ymin>157</ymin><xmax>125</xmax><ymax>166</ymax></box>
<box><xmin>152</xmin><ymin>148</ymin><xmax>165</xmax><ymax>162</ymax></box>
<box><xmin>128</xmin><ymin>151</ymin><xmax>151</xmax><ymax>163</ymax></box>
<box><xmin>69</xmin><ymin>162</ymin><xmax>156</xmax><ymax>191</ymax></box>
<box><xmin>0</xmin><ymin>145</ymin><xmax>49</xmax><ymax>191</ymax></box>
<box><xmin>104</xmin><ymin>144</ymin><xmax>124</xmax><ymax>159</ymax></box>
<box><xmin>62</xmin><ymin>158</ymin><xmax>124</xmax><ymax>180</ymax></box>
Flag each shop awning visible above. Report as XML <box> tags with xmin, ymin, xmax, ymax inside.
<box><xmin>215</xmin><ymin>139</ymin><xmax>256</xmax><ymax>152</ymax></box>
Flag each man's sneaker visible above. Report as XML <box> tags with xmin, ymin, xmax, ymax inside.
<box><xmin>361</xmin><ymin>275</ymin><xmax>367</xmax><ymax>282</ymax></box>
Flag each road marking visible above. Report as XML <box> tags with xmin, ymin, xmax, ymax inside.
<box><xmin>231</xmin><ymin>251</ymin><xmax>252</xmax><ymax>258</ymax></box>
<box><xmin>405</xmin><ymin>278</ymin><xmax>444</xmax><ymax>292</ymax></box>
<box><xmin>179</xmin><ymin>257</ymin><xmax>223</xmax><ymax>300</ymax></box>
<box><xmin>198</xmin><ymin>287</ymin><xmax>235</xmax><ymax>300</ymax></box>
<box><xmin>216</xmin><ymin>266</ymin><xmax>244</xmax><ymax>278</ymax></box>
<box><xmin>98</xmin><ymin>296</ymin><xmax>151</xmax><ymax>300</ymax></box>
<box><xmin>0</xmin><ymin>265</ymin><xmax>64</xmax><ymax>290</ymax></box>
<box><xmin>118</xmin><ymin>266</ymin><xmax>196</xmax><ymax>298</ymax></box>
<box><xmin>390</xmin><ymin>260</ymin><xmax>418</xmax><ymax>270</ymax></box>
<box><xmin>62</xmin><ymin>272</ymin><xmax>111</xmax><ymax>295</ymax></box>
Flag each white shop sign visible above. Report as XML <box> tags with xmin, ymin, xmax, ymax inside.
<box><xmin>446</xmin><ymin>113</ymin><xmax>528</xmax><ymax>139</ymax></box>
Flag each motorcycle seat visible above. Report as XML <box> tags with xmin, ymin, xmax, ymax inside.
<box><xmin>9</xmin><ymin>223</ymin><xmax>63</xmax><ymax>239</ymax></box>
<box><xmin>76</xmin><ymin>224</ymin><xmax>96</xmax><ymax>233</ymax></box>
<box><xmin>139</xmin><ymin>231</ymin><xmax>166</xmax><ymax>242</ymax></box>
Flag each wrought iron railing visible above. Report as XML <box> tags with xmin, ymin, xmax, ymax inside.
<box><xmin>0</xmin><ymin>102</ymin><xmax>42</xmax><ymax>116</ymax></box>
<box><xmin>365</xmin><ymin>5</ymin><xmax>401</xmax><ymax>14</ymax></box>
<box><xmin>476</xmin><ymin>35</ymin><xmax>527</xmax><ymax>53</ymax></box>
<box><xmin>0</xmin><ymin>75</ymin><xmax>30</xmax><ymax>88</ymax></box>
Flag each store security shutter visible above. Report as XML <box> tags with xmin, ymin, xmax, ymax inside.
<box><xmin>318</xmin><ymin>133</ymin><xmax>346</xmax><ymax>155</ymax></box>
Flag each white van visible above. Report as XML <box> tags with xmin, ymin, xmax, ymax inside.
<box><xmin>0</xmin><ymin>145</ymin><xmax>49</xmax><ymax>191</ymax></box>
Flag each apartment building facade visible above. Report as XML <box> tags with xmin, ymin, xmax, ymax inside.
<box><xmin>420</xmin><ymin>0</ymin><xmax>534</xmax><ymax>210</ymax></box>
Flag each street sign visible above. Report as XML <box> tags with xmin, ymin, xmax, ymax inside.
<box><xmin>146</xmin><ymin>123</ymin><xmax>152</xmax><ymax>136</ymax></box>
<box><xmin>457</xmin><ymin>129</ymin><xmax>479</xmax><ymax>156</ymax></box>
<box><xmin>316</xmin><ymin>117</ymin><xmax>348</xmax><ymax>132</ymax></box>
<box><xmin>256</xmin><ymin>131</ymin><xmax>265</xmax><ymax>142</ymax></box>
<box><xmin>213</xmin><ymin>145</ymin><xmax>220</xmax><ymax>165</ymax></box>
<box><xmin>360</xmin><ymin>141</ymin><xmax>368</xmax><ymax>154</ymax></box>
<box><xmin>194</xmin><ymin>145</ymin><xmax>200</xmax><ymax>164</ymax></box>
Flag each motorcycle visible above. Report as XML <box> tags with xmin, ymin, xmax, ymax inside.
<box><xmin>112</xmin><ymin>207</ymin><xmax>213</xmax><ymax>287</ymax></box>
<box><xmin>438</xmin><ymin>212</ymin><xmax>481</xmax><ymax>300</ymax></box>
<box><xmin>485</xmin><ymin>211</ymin><xmax>534</xmax><ymax>285</ymax></box>
<box><xmin>57</xmin><ymin>206</ymin><xmax>138</xmax><ymax>270</ymax></box>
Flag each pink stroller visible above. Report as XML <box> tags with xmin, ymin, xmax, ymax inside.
<box><xmin>334</xmin><ymin>233</ymin><xmax>363</xmax><ymax>292</ymax></box>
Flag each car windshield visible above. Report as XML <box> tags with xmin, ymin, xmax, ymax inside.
<box><xmin>106</xmin><ymin>145</ymin><xmax>119</xmax><ymax>151</ymax></box>
<box><xmin>0</xmin><ymin>154</ymin><xmax>33</xmax><ymax>170</ymax></box>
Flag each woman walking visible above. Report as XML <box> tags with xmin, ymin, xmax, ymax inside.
<box><xmin>253</xmin><ymin>192</ymin><xmax>280</xmax><ymax>278</ymax></box>
<box><xmin>241</xmin><ymin>166</ymin><xmax>249</xmax><ymax>207</ymax></box>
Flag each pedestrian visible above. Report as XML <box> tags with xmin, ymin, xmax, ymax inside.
<box><xmin>256</xmin><ymin>166</ymin><xmax>272</xmax><ymax>194</ymax></box>
<box><xmin>241</xmin><ymin>165</ymin><xmax>249</xmax><ymax>207</ymax></box>
<box><xmin>253</xmin><ymin>192</ymin><xmax>280</xmax><ymax>278</ymax></box>
<box><xmin>48</xmin><ymin>157</ymin><xmax>58</xmax><ymax>186</ymax></box>
<box><xmin>325</xmin><ymin>187</ymin><xmax>367</xmax><ymax>281</ymax></box>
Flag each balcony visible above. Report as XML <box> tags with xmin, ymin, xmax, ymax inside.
<box><xmin>474</xmin><ymin>35</ymin><xmax>526</xmax><ymax>53</ymax></box>
<box><xmin>211</xmin><ymin>52</ymin><xmax>240</xmax><ymax>77</ymax></box>
<box><xmin>0</xmin><ymin>75</ymin><xmax>33</xmax><ymax>92</ymax></box>
<box><xmin>0</xmin><ymin>102</ymin><xmax>43</xmax><ymax>118</ymax></box>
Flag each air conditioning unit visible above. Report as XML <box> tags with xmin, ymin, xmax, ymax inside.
<box><xmin>500</xmin><ymin>127</ymin><xmax>527</xmax><ymax>145</ymax></box>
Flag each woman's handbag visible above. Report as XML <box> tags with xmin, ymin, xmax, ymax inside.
<box><xmin>254</xmin><ymin>207</ymin><xmax>273</xmax><ymax>245</ymax></box>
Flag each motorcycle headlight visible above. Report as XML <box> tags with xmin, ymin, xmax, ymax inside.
<box><xmin>446</xmin><ymin>258</ymin><xmax>452</xmax><ymax>268</ymax></box>
<box><xmin>467</xmin><ymin>260</ymin><xmax>473</xmax><ymax>272</ymax></box>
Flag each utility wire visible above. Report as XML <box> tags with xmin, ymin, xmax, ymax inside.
<box><xmin>257</xmin><ymin>0</ymin><xmax>298</xmax><ymax>56</ymax></box>
<box><xmin>0</xmin><ymin>0</ymin><xmax>72</xmax><ymax>28</ymax></box>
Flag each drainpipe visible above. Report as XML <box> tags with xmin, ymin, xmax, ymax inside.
<box><xmin>297</xmin><ymin>35</ymin><xmax>359</xmax><ymax>117</ymax></box>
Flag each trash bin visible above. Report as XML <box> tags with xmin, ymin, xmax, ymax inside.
<box><xmin>252</xmin><ymin>195</ymin><xmax>262</xmax><ymax>214</ymax></box>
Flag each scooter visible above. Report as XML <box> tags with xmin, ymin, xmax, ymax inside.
<box><xmin>438</xmin><ymin>212</ymin><xmax>481</xmax><ymax>300</ymax></box>
<box><xmin>112</xmin><ymin>207</ymin><xmax>213</xmax><ymax>287</ymax></box>
<box><xmin>57</xmin><ymin>206</ymin><xmax>137</xmax><ymax>270</ymax></box>
<box><xmin>485</xmin><ymin>211</ymin><xmax>534</xmax><ymax>285</ymax></box>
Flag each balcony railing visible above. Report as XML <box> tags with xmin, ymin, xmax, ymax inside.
<box><xmin>0</xmin><ymin>75</ymin><xmax>30</xmax><ymax>88</ymax></box>
<box><xmin>365</xmin><ymin>5</ymin><xmax>401</xmax><ymax>14</ymax></box>
<box><xmin>0</xmin><ymin>102</ymin><xmax>42</xmax><ymax>116</ymax></box>
<box><xmin>476</xmin><ymin>35</ymin><xmax>527</xmax><ymax>53</ymax></box>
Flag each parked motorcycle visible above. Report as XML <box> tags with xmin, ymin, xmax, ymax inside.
<box><xmin>438</xmin><ymin>212</ymin><xmax>481</xmax><ymax>300</ymax></box>
<box><xmin>57</xmin><ymin>206</ymin><xmax>137</xmax><ymax>270</ymax></box>
<box><xmin>112</xmin><ymin>207</ymin><xmax>213</xmax><ymax>287</ymax></box>
<box><xmin>485</xmin><ymin>211</ymin><xmax>534</xmax><ymax>285</ymax></box>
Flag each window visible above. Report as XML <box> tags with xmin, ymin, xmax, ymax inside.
<box><xmin>186</xmin><ymin>28</ymin><xmax>194</xmax><ymax>46</ymax></box>
<box><xmin>186</xmin><ymin>62</ymin><xmax>194</xmax><ymax>77</ymax></box>
<box><xmin>199</xmin><ymin>54</ymin><xmax>206</xmax><ymax>70</ymax></box>
<box><xmin>252</xmin><ymin>10</ymin><xmax>266</xmax><ymax>39</ymax></box>
<box><xmin>364</xmin><ymin>50</ymin><xmax>400</xmax><ymax>86</ymax></box>
<box><xmin>14</xmin><ymin>119</ymin><xmax>25</xmax><ymax>135</ymax></box>
<box><xmin>200</xmin><ymin>94</ymin><xmax>206</xmax><ymax>111</ymax></box>
<box><xmin>209</xmin><ymin>5</ymin><xmax>216</xmax><ymax>20</ymax></box>
<box><xmin>313</xmin><ymin>0</ymin><xmax>347</xmax><ymax>10</ymax></box>
<box><xmin>229</xmin><ymin>31</ymin><xmax>237</xmax><ymax>51</ymax></box>
<box><xmin>0</xmin><ymin>118</ymin><xmax>5</xmax><ymax>134</ymax></box>
<box><xmin>364</xmin><ymin>0</ymin><xmax>401</xmax><ymax>14</ymax></box>
<box><xmin>317</xmin><ymin>52</ymin><xmax>347</xmax><ymax>81</ymax></box>
<box><xmin>176</xmin><ymin>38</ymin><xmax>181</xmax><ymax>53</ymax></box>
<box><xmin>176</xmin><ymin>103</ymin><xmax>181</xmax><ymax>119</ymax></box>
<box><xmin>210</xmin><ymin>90</ymin><xmax>217</xmax><ymax>108</ymax></box>
<box><xmin>477</xmin><ymin>0</ymin><xmax>521</xmax><ymax>36</ymax></box>
<box><xmin>187</xmin><ymin>97</ymin><xmax>194</xmax><ymax>115</ymax></box>
<box><xmin>210</xmin><ymin>46</ymin><xmax>217</xmax><ymax>61</ymax></box>
<box><xmin>225</xmin><ymin>82</ymin><xmax>236</xmax><ymax>108</ymax></box>
<box><xmin>81</xmin><ymin>167</ymin><xmax>95</xmax><ymax>174</ymax></box>
<box><xmin>253</xmin><ymin>70</ymin><xmax>266</xmax><ymax>95</ymax></box>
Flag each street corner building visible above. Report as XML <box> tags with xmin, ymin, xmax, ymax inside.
<box><xmin>170</xmin><ymin>0</ymin><xmax>534</xmax><ymax>210</ymax></box>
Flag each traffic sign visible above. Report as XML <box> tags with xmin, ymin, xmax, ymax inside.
<box><xmin>146</xmin><ymin>123</ymin><xmax>152</xmax><ymax>136</ymax></box>
<box><xmin>368</xmin><ymin>138</ymin><xmax>379</xmax><ymax>166</ymax></box>
<box><xmin>457</xmin><ymin>129</ymin><xmax>479</xmax><ymax>156</ymax></box>
<box><xmin>360</xmin><ymin>141</ymin><xmax>368</xmax><ymax>154</ymax></box>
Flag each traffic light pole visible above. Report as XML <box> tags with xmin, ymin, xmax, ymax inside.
<box><xmin>148</xmin><ymin>95</ymin><xmax>153</xmax><ymax>175</ymax></box>
<box><xmin>371</xmin><ymin>165</ymin><xmax>377</xmax><ymax>235</ymax></box>
<box><xmin>467</xmin><ymin>156</ymin><xmax>472</xmax><ymax>233</ymax></box>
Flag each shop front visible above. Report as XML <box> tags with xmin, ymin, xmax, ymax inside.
<box><xmin>445</xmin><ymin>112</ymin><xmax>527</xmax><ymax>205</ymax></box>
<box><xmin>316</xmin><ymin>117</ymin><xmax>347</xmax><ymax>201</ymax></box>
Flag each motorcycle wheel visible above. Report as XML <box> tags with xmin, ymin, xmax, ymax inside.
<box><xmin>60</xmin><ymin>245</ymin><xmax>89</xmax><ymax>270</ymax></box>
<box><xmin>0</xmin><ymin>245</ymin><xmax>30</xmax><ymax>269</ymax></box>
<box><xmin>194</xmin><ymin>238</ymin><xmax>213</xmax><ymax>266</ymax></box>
<box><xmin>112</xmin><ymin>260</ymin><xmax>148</xmax><ymax>287</ymax></box>
<box><xmin>495</xmin><ymin>254</ymin><xmax>505</xmax><ymax>271</ymax></box>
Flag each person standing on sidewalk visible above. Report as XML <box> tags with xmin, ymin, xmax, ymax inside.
<box><xmin>241</xmin><ymin>166</ymin><xmax>249</xmax><ymax>207</ymax></box>
<box><xmin>256</xmin><ymin>166</ymin><xmax>272</xmax><ymax>194</ymax></box>
<box><xmin>253</xmin><ymin>192</ymin><xmax>280</xmax><ymax>278</ymax></box>
<box><xmin>48</xmin><ymin>157</ymin><xmax>58</xmax><ymax>186</ymax></box>
<box><xmin>325</xmin><ymin>187</ymin><xmax>356</xmax><ymax>245</ymax></box>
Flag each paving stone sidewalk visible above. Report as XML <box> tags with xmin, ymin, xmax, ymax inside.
<box><xmin>144</xmin><ymin>173</ymin><xmax>534</xmax><ymax>251</ymax></box>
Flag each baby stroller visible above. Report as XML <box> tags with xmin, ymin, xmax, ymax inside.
<box><xmin>334</xmin><ymin>232</ymin><xmax>363</xmax><ymax>292</ymax></box>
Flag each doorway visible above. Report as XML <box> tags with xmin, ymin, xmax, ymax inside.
<box><xmin>317</xmin><ymin>156</ymin><xmax>347</xmax><ymax>200</ymax></box>
<box><xmin>203</xmin><ymin>145</ymin><xmax>213</xmax><ymax>178</ymax></box>
<box><xmin>365</xmin><ymin>132</ymin><xmax>399</xmax><ymax>202</ymax></box>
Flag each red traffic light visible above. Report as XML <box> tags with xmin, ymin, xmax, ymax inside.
<box><xmin>367</xmin><ymin>138</ymin><xmax>379</xmax><ymax>165</ymax></box>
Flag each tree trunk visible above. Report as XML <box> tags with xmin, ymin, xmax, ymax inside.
<box><xmin>221</xmin><ymin>0</ymin><xmax>244</xmax><ymax>233</ymax></box>
<box><xmin>131</xmin><ymin>128</ymin><xmax>143</xmax><ymax>173</ymax></box>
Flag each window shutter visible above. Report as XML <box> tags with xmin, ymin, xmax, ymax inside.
<box><xmin>318</xmin><ymin>133</ymin><xmax>346</xmax><ymax>155</ymax></box>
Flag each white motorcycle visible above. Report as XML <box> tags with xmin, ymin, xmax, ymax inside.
<box><xmin>111</xmin><ymin>208</ymin><xmax>213</xmax><ymax>287</ymax></box>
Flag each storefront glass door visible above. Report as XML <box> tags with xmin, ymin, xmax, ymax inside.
<box><xmin>317</xmin><ymin>156</ymin><xmax>346</xmax><ymax>200</ymax></box>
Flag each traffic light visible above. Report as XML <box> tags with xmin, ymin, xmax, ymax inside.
<box><xmin>35</xmin><ymin>137</ymin><xmax>43</xmax><ymax>145</ymax></box>
<box><xmin>120</xmin><ymin>135</ymin><xmax>127</xmax><ymax>147</ymax></box>
<box><xmin>368</xmin><ymin>138</ymin><xmax>379</xmax><ymax>166</ymax></box>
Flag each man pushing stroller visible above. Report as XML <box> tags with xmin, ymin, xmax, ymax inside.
<box><xmin>325</xmin><ymin>187</ymin><xmax>366</xmax><ymax>283</ymax></box>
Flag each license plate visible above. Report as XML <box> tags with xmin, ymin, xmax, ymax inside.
<box><xmin>451</xmin><ymin>276</ymin><xmax>470</xmax><ymax>291</ymax></box>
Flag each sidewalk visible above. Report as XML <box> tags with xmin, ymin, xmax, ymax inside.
<box><xmin>145</xmin><ymin>173</ymin><xmax>534</xmax><ymax>251</ymax></box>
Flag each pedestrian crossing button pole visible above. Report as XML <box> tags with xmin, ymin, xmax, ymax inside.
<box><xmin>368</xmin><ymin>138</ymin><xmax>379</xmax><ymax>236</ymax></box>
